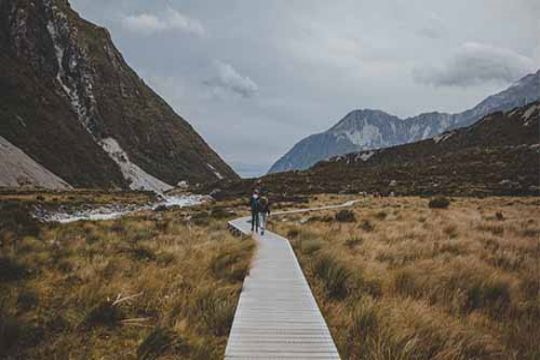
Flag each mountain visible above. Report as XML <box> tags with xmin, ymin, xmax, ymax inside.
<box><xmin>0</xmin><ymin>0</ymin><xmax>237</xmax><ymax>191</ymax></box>
<box><xmin>269</xmin><ymin>70</ymin><xmax>540</xmax><ymax>174</ymax></box>
<box><xmin>209</xmin><ymin>101</ymin><xmax>540</xmax><ymax>199</ymax></box>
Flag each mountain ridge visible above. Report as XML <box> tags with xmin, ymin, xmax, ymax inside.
<box><xmin>269</xmin><ymin>69</ymin><xmax>540</xmax><ymax>174</ymax></box>
<box><xmin>206</xmin><ymin>101</ymin><xmax>540</xmax><ymax>199</ymax></box>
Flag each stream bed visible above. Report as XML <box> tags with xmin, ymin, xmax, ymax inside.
<box><xmin>34</xmin><ymin>194</ymin><xmax>209</xmax><ymax>223</ymax></box>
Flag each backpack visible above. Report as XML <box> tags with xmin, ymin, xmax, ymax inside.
<box><xmin>258</xmin><ymin>196</ymin><xmax>268</xmax><ymax>211</ymax></box>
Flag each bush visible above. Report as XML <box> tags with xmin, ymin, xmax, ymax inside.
<box><xmin>350</xmin><ymin>297</ymin><xmax>378</xmax><ymax>337</ymax></box>
<box><xmin>393</xmin><ymin>270</ymin><xmax>418</xmax><ymax>297</ymax></box>
<box><xmin>211</xmin><ymin>248</ymin><xmax>250</xmax><ymax>283</ymax></box>
<box><xmin>428</xmin><ymin>196</ymin><xmax>450</xmax><ymax>209</ymax></box>
<box><xmin>335</xmin><ymin>210</ymin><xmax>356</xmax><ymax>223</ymax></box>
<box><xmin>153</xmin><ymin>205</ymin><xmax>168</xmax><ymax>212</ymax></box>
<box><xmin>359</xmin><ymin>220</ymin><xmax>374</xmax><ymax>232</ymax></box>
<box><xmin>464</xmin><ymin>280</ymin><xmax>511</xmax><ymax>315</ymax></box>
<box><xmin>308</xmin><ymin>215</ymin><xmax>334</xmax><ymax>223</ymax></box>
<box><xmin>287</xmin><ymin>229</ymin><xmax>299</xmax><ymax>238</ymax></box>
<box><xmin>81</xmin><ymin>300</ymin><xmax>122</xmax><ymax>329</ymax></box>
<box><xmin>191</xmin><ymin>289</ymin><xmax>236</xmax><ymax>336</ymax></box>
<box><xmin>137</xmin><ymin>327</ymin><xmax>189</xmax><ymax>360</ymax></box>
<box><xmin>0</xmin><ymin>257</ymin><xmax>27</xmax><ymax>282</ymax></box>
<box><xmin>314</xmin><ymin>254</ymin><xmax>352</xmax><ymax>299</ymax></box>
<box><xmin>300</xmin><ymin>239</ymin><xmax>323</xmax><ymax>255</ymax></box>
<box><xmin>210</xmin><ymin>207</ymin><xmax>231</xmax><ymax>219</ymax></box>
<box><xmin>0</xmin><ymin>310</ymin><xmax>22</xmax><ymax>357</ymax></box>
<box><xmin>344</xmin><ymin>237</ymin><xmax>363</xmax><ymax>249</ymax></box>
<box><xmin>129</xmin><ymin>246</ymin><xmax>157</xmax><ymax>262</ymax></box>
<box><xmin>17</xmin><ymin>291</ymin><xmax>39</xmax><ymax>312</ymax></box>
<box><xmin>0</xmin><ymin>202</ymin><xmax>40</xmax><ymax>241</ymax></box>
<box><xmin>191</xmin><ymin>211</ymin><xmax>210</xmax><ymax>226</ymax></box>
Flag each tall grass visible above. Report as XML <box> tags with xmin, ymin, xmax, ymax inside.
<box><xmin>0</xmin><ymin>199</ymin><xmax>253</xmax><ymax>359</ymax></box>
<box><xmin>274</xmin><ymin>196</ymin><xmax>540</xmax><ymax>359</ymax></box>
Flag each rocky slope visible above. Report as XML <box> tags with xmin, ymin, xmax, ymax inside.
<box><xmin>0</xmin><ymin>135</ymin><xmax>71</xmax><ymax>189</ymax></box>
<box><xmin>0</xmin><ymin>0</ymin><xmax>237</xmax><ymax>191</ymax></box>
<box><xmin>269</xmin><ymin>70</ymin><xmax>540</xmax><ymax>173</ymax></box>
<box><xmin>209</xmin><ymin>101</ymin><xmax>540</xmax><ymax>198</ymax></box>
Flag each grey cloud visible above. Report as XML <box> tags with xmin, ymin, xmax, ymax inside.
<box><xmin>70</xmin><ymin>0</ymin><xmax>540</xmax><ymax>177</ymax></box>
<box><xmin>414</xmin><ymin>42</ymin><xmax>535</xmax><ymax>87</ymax></box>
<box><xmin>121</xmin><ymin>8</ymin><xmax>204</xmax><ymax>36</ymax></box>
<box><xmin>416</xmin><ymin>13</ymin><xmax>446</xmax><ymax>39</ymax></box>
<box><xmin>204</xmin><ymin>61</ymin><xmax>259</xmax><ymax>98</ymax></box>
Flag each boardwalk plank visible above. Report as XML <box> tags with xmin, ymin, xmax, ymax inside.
<box><xmin>225</xmin><ymin>211</ymin><xmax>342</xmax><ymax>359</ymax></box>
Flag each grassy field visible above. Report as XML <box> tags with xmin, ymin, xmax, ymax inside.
<box><xmin>270</xmin><ymin>195</ymin><xmax>540</xmax><ymax>359</ymax></box>
<box><xmin>2</xmin><ymin>192</ymin><xmax>539</xmax><ymax>359</ymax></box>
<box><xmin>0</xmin><ymin>192</ymin><xmax>253</xmax><ymax>359</ymax></box>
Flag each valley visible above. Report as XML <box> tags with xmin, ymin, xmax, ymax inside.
<box><xmin>1</xmin><ymin>0</ymin><xmax>538</xmax><ymax>359</ymax></box>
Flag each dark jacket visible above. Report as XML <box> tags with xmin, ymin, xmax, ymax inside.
<box><xmin>258</xmin><ymin>196</ymin><xmax>271</xmax><ymax>214</ymax></box>
<box><xmin>249</xmin><ymin>196</ymin><xmax>259</xmax><ymax>212</ymax></box>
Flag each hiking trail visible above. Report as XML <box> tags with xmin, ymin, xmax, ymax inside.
<box><xmin>225</xmin><ymin>201</ymin><xmax>357</xmax><ymax>359</ymax></box>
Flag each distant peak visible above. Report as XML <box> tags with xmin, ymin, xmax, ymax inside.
<box><xmin>512</xmin><ymin>69</ymin><xmax>540</xmax><ymax>87</ymax></box>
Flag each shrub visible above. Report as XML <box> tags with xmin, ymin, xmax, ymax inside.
<box><xmin>191</xmin><ymin>211</ymin><xmax>210</xmax><ymax>226</ymax></box>
<box><xmin>393</xmin><ymin>270</ymin><xmax>418</xmax><ymax>297</ymax></box>
<box><xmin>211</xmin><ymin>248</ymin><xmax>250</xmax><ymax>283</ymax></box>
<box><xmin>314</xmin><ymin>254</ymin><xmax>352</xmax><ymax>299</ymax></box>
<box><xmin>308</xmin><ymin>215</ymin><xmax>334</xmax><ymax>223</ymax></box>
<box><xmin>0</xmin><ymin>202</ymin><xmax>40</xmax><ymax>240</ymax></box>
<box><xmin>0</xmin><ymin>306</ymin><xmax>22</xmax><ymax>357</ymax></box>
<box><xmin>137</xmin><ymin>327</ymin><xmax>189</xmax><ymax>360</ymax></box>
<box><xmin>428</xmin><ymin>196</ymin><xmax>450</xmax><ymax>209</ymax></box>
<box><xmin>344</xmin><ymin>237</ymin><xmax>363</xmax><ymax>249</ymax></box>
<box><xmin>287</xmin><ymin>229</ymin><xmax>299</xmax><ymax>238</ymax></box>
<box><xmin>350</xmin><ymin>297</ymin><xmax>378</xmax><ymax>337</ymax></box>
<box><xmin>359</xmin><ymin>220</ymin><xmax>374</xmax><ymax>232</ymax></box>
<box><xmin>110</xmin><ymin>221</ymin><xmax>126</xmax><ymax>234</ymax></box>
<box><xmin>17</xmin><ymin>290</ymin><xmax>39</xmax><ymax>312</ymax></box>
<box><xmin>130</xmin><ymin>246</ymin><xmax>157</xmax><ymax>262</ymax></box>
<box><xmin>464</xmin><ymin>280</ymin><xmax>511</xmax><ymax>315</ymax></box>
<box><xmin>81</xmin><ymin>300</ymin><xmax>122</xmax><ymax>329</ymax></box>
<box><xmin>153</xmin><ymin>205</ymin><xmax>168</xmax><ymax>212</ymax></box>
<box><xmin>210</xmin><ymin>207</ymin><xmax>231</xmax><ymax>219</ymax></box>
<box><xmin>191</xmin><ymin>289</ymin><xmax>236</xmax><ymax>336</ymax></box>
<box><xmin>0</xmin><ymin>257</ymin><xmax>27</xmax><ymax>282</ymax></box>
<box><xmin>300</xmin><ymin>239</ymin><xmax>323</xmax><ymax>255</ymax></box>
<box><xmin>335</xmin><ymin>210</ymin><xmax>356</xmax><ymax>223</ymax></box>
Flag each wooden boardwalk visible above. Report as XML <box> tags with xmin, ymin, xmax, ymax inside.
<box><xmin>225</xmin><ymin>202</ymin><xmax>355</xmax><ymax>359</ymax></box>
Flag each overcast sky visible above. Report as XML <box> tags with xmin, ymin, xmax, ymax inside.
<box><xmin>70</xmin><ymin>0</ymin><xmax>540</xmax><ymax>177</ymax></box>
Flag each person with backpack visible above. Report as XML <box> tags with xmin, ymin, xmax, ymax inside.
<box><xmin>258</xmin><ymin>195</ymin><xmax>271</xmax><ymax>235</ymax></box>
<box><xmin>249</xmin><ymin>190</ymin><xmax>260</xmax><ymax>232</ymax></box>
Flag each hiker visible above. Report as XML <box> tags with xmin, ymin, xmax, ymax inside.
<box><xmin>252</xmin><ymin>179</ymin><xmax>264</xmax><ymax>195</ymax></box>
<box><xmin>258</xmin><ymin>195</ymin><xmax>271</xmax><ymax>235</ymax></box>
<box><xmin>249</xmin><ymin>190</ymin><xmax>260</xmax><ymax>232</ymax></box>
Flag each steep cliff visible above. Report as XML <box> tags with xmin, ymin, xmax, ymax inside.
<box><xmin>0</xmin><ymin>0</ymin><xmax>238</xmax><ymax>191</ymax></box>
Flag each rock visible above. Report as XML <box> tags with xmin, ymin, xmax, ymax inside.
<box><xmin>176</xmin><ymin>180</ymin><xmax>189</xmax><ymax>189</ymax></box>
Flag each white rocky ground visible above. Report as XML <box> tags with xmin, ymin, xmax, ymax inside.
<box><xmin>99</xmin><ymin>137</ymin><xmax>173</xmax><ymax>193</ymax></box>
<box><xmin>0</xmin><ymin>136</ymin><xmax>72</xmax><ymax>190</ymax></box>
<box><xmin>35</xmin><ymin>194</ymin><xmax>209</xmax><ymax>223</ymax></box>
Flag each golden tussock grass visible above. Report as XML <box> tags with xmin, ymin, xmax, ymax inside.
<box><xmin>271</xmin><ymin>196</ymin><xmax>540</xmax><ymax>359</ymax></box>
<box><xmin>0</xmin><ymin>198</ymin><xmax>253</xmax><ymax>359</ymax></box>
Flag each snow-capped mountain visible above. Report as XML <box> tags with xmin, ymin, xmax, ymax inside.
<box><xmin>269</xmin><ymin>70</ymin><xmax>540</xmax><ymax>174</ymax></box>
<box><xmin>0</xmin><ymin>0</ymin><xmax>237</xmax><ymax>191</ymax></box>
